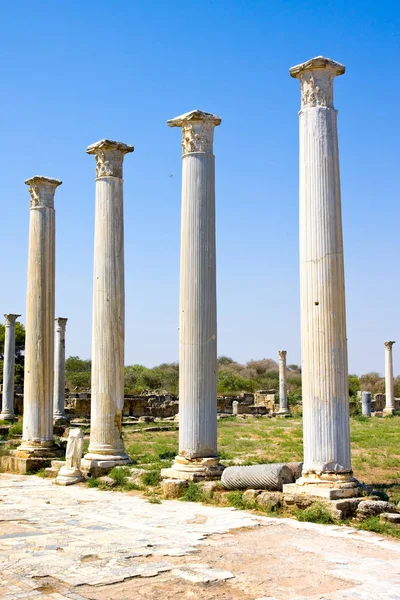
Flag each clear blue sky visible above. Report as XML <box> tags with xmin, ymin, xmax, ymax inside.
<box><xmin>1</xmin><ymin>0</ymin><xmax>399</xmax><ymax>376</ymax></box>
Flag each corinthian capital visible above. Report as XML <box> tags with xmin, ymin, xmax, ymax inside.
<box><xmin>25</xmin><ymin>176</ymin><xmax>62</xmax><ymax>209</ymax></box>
<box><xmin>290</xmin><ymin>56</ymin><xmax>345</xmax><ymax>109</ymax></box>
<box><xmin>4</xmin><ymin>314</ymin><xmax>20</xmax><ymax>327</ymax></box>
<box><xmin>55</xmin><ymin>317</ymin><xmax>68</xmax><ymax>332</ymax></box>
<box><xmin>86</xmin><ymin>139</ymin><xmax>134</xmax><ymax>178</ymax></box>
<box><xmin>167</xmin><ymin>109</ymin><xmax>221</xmax><ymax>156</ymax></box>
<box><xmin>278</xmin><ymin>350</ymin><xmax>287</xmax><ymax>361</ymax></box>
<box><xmin>384</xmin><ymin>340</ymin><xmax>396</xmax><ymax>349</ymax></box>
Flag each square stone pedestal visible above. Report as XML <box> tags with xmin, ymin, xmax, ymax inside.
<box><xmin>80</xmin><ymin>456</ymin><xmax>131</xmax><ymax>478</ymax></box>
<box><xmin>283</xmin><ymin>482</ymin><xmax>362</xmax><ymax>500</ymax></box>
<box><xmin>0</xmin><ymin>446</ymin><xmax>64</xmax><ymax>474</ymax></box>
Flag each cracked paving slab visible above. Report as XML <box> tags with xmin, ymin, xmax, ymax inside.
<box><xmin>0</xmin><ymin>474</ymin><xmax>400</xmax><ymax>599</ymax></box>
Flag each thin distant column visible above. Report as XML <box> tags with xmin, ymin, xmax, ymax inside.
<box><xmin>384</xmin><ymin>341</ymin><xmax>395</xmax><ymax>415</ymax></box>
<box><xmin>290</xmin><ymin>57</ymin><xmax>352</xmax><ymax>483</ymax></box>
<box><xmin>277</xmin><ymin>350</ymin><xmax>289</xmax><ymax>414</ymax></box>
<box><xmin>361</xmin><ymin>391</ymin><xmax>372</xmax><ymax>417</ymax></box>
<box><xmin>53</xmin><ymin>318</ymin><xmax>68</xmax><ymax>422</ymax></box>
<box><xmin>162</xmin><ymin>110</ymin><xmax>223</xmax><ymax>481</ymax></box>
<box><xmin>1</xmin><ymin>314</ymin><xmax>21</xmax><ymax>421</ymax></box>
<box><xmin>83</xmin><ymin>139</ymin><xmax>133</xmax><ymax>469</ymax></box>
<box><xmin>18</xmin><ymin>177</ymin><xmax>61</xmax><ymax>455</ymax></box>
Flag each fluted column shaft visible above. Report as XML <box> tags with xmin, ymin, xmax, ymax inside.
<box><xmin>1</xmin><ymin>314</ymin><xmax>20</xmax><ymax>420</ymax></box>
<box><xmin>384</xmin><ymin>341</ymin><xmax>395</xmax><ymax>413</ymax></box>
<box><xmin>84</xmin><ymin>139</ymin><xmax>133</xmax><ymax>465</ymax></box>
<box><xmin>278</xmin><ymin>350</ymin><xmax>288</xmax><ymax>413</ymax></box>
<box><xmin>168</xmin><ymin>110</ymin><xmax>221</xmax><ymax>462</ymax></box>
<box><xmin>291</xmin><ymin>57</ymin><xmax>351</xmax><ymax>480</ymax></box>
<box><xmin>20</xmin><ymin>177</ymin><xmax>61</xmax><ymax>452</ymax></box>
<box><xmin>54</xmin><ymin>318</ymin><xmax>68</xmax><ymax>420</ymax></box>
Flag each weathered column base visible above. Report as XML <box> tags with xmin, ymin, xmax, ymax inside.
<box><xmin>0</xmin><ymin>443</ymin><xmax>64</xmax><ymax>474</ymax></box>
<box><xmin>0</xmin><ymin>411</ymin><xmax>16</xmax><ymax>422</ymax></box>
<box><xmin>15</xmin><ymin>441</ymin><xmax>62</xmax><ymax>459</ymax></box>
<box><xmin>81</xmin><ymin>452</ymin><xmax>131</xmax><ymax>477</ymax></box>
<box><xmin>55</xmin><ymin>465</ymin><xmax>85</xmax><ymax>486</ymax></box>
<box><xmin>53</xmin><ymin>413</ymin><xmax>70</xmax><ymax>425</ymax></box>
<box><xmin>161</xmin><ymin>455</ymin><xmax>225</xmax><ymax>482</ymax></box>
<box><xmin>283</xmin><ymin>471</ymin><xmax>362</xmax><ymax>500</ymax></box>
<box><xmin>383</xmin><ymin>407</ymin><xmax>395</xmax><ymax>416</ymax></box>
<box><xmin>276</xmin><ymin>408</ymin><xmax>290</xmax><ymax>417</ymax></box>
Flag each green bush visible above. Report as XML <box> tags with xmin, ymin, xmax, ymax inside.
<box><xmin>8</xmin><ymin>421</ymin><xmax>22</xmax><ymax>437</ymax></box>
<box><xmin>295</xmin><ymin>503</ymin><xmax>334</xmax><ymax>524</ymax></box>
<box><xmin>109</xmin><ymin>466</ymin><xmax>131</xmax><ymax>486</ymax></box>
<box><xmin>181</xmin><ymin>483</ymin><xmax>205</xmax><ymax>502</ymax></box>
<box><xmin>141</xmin><ymin>470</ymin><xmax>161</xmax><ymax>486</ymax></box>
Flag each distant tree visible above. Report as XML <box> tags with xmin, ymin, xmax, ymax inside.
<box><xmin>217</xmin><ymin>356</ymin><xmax>235</xmax><ymax>366</ymax></box>
<box><xmin>0</xmin><ymin>322</ymin><xmax>26</xmax><ymax>385</ymax></box>
<box><xmin>217</xmin><ymin>370</ymin><xmax>257</xmax><ymax>394</ymax></box>
<box><xmin>65</xmin><ymin>356</ymin><xmax>91</xmax><ymax>389</ymax></box>
<box><xmin>288</xmin><ymin>364</ymin><xmax>301</xmax><ymax>374</ymax></box>
<box><xmin>246</xmin><ymin>358</ymin><xmax>278</xmax><ymax>375</ymax></box>
<box><xmin>348</xmin><ymin>374</ymin><xmax>360</xmax><ymax>399</ymax></box>
<box><xmin>359</xmin><ymin>371</ymin><xmax>385</xmax><ymax>396</ymax></box>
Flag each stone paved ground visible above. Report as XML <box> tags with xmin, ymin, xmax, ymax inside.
<box><xmin>0</xmin><ymin>475</ymin><xmax>399</xmax><ymax>599</ymax></box>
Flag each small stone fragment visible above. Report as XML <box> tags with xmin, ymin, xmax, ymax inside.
<box><xmin>256</xmin><ymin>492</ymin><xmax>282</xmax><ymax>511</ymax></box>
<box><xmin>161</xmin><ymin>479</ymin><xmax>188</xmax><ymax>499</ymax></box>
<box><xmin>356</xmin><ymin>500</ymin><xmax>399</xmax><ymax>519</ymax></box>
<box><xmin>379</xmin><ymin>513</ymin><xmax>400</xmax><ymax>524</ymax></box>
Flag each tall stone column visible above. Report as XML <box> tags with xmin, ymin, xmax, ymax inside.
<box><xmin>384</xmin><ymin>341</ymin><xmax>395</xmax><ymax>415</ymax></box>
<box><xmin>277</xmin><ymin>350</ymin><xmax>289</xmax><ymax>415</ymax></box>
<box><xmin>1</xmin><ymin>314</ymin><xmax>21</xmax><ymax>421</ymax></box>
<box><xmin>18</xmin><ymin>177</ymin><xmax>61</xmax><ymax>456</ymax></box>
<box><xmin>83</xmin><ymin>139</ymin><xmax>133</xmax><ymax>470</ymax></box>
<box><xmin>53</xmin><ymin>318</ymin><xmax>68</xmax><ymax>422</ymax></box>
<box><xmin>289</xmin><ymin>57</ymin><xmax>353</xmax><ymax>489</ymax></box>
<box><xmin>162</xmin><ymin>110</ymin><xmax>223</xmax><ymax>481</ymax></box>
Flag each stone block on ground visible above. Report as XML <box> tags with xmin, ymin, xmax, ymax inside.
<box><xmin>380</xmin><ymin>512</ymin><xmax>400</xmax><ymax>524</ymax></box>
<box><xmin>97</xmin><ymin>476</ymin><xmax>117</xmax><ymax>488</ymax></box>
<box><xmin>282</xmin><ymin>482</ymin><xmax>362</xmax><ymax>500</ymax></box>
<box><xmin>256</xmin><ymin>491</ymin><xmax>282</xmax><ymax>511</ymax></box>
<box><xmin>161</xmin><ymin>479</ymin><xmax>188</xmax><ymax>499</ymax></box>
<box><xmin>129</xmin><ymin>468</ymin><xmax>147</xmax><ymax>485</ymax></box>
<box><xmin>242</xmin><ymin>489</ymin><xmax>262</xmax><ymax>503</ymax></box>
<box><xmin>356</xmin><ymin>500</ymin><xmax>399</xmax><ymax>519</ymax></box>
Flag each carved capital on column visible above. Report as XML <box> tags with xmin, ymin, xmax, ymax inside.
<box><xmin>278</xmin><ymin>350</ymin><xmax>287</xmax><ymax>361</ymax></box>
<box><xmin>384</xmin><ymin>340</ymin><xmax>396</xmax><ymax>350</ymax></box>
<box><xmin>55</xmin><ymin>317</ymin><xmax>68</xmax><ymax>332</ymax></box>
<box><xmin>4</xmin><ymin>314</ymin><xmax>20</xmax><ymax>327</ymax></box>
<box><xmin>290</xmin><ymin>56</ymin><xmax>345</xmax><ymax>109</ymax></box>
<box><xmin>167</xmin><ymin>109</ymin><xmax>221</xmax><ymax>156</ymax></box>
<box><xmin>25</xmin><ymin>176</ymin><xmax>62</xmax><ymax>209</ymax></box>
<box><xmin>86</xmin><ymin>139</ymin><xmax>134</xmax><ymax>179</ymax></box>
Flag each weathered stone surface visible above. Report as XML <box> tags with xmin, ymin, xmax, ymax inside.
<box><xmin>283</xmin><ymin>493</ymin><xmax>314</xmax><ymax>509</ymax></box>
<box><xmin>222</xmin><ymin>463</ymin><xmax>293</xmax><ymax>491</ymax></box>
<box><xmin>257</xmin><ymin>491</ymin><xmax>282</xmax><ymax>511</ymax></box>
<box><xmin>161</xmin><ymin>479</ymin><xmax>188</xmax><ymax>499</ymax></box>
<box><xmin>243</xmin><ymin>489</ymin><xmax>262</xmax><ymax>503</ymax></box>
<box><xmin>283</xmin><ymin>482</ymin><xmax>361</xmax><ymax>500</ymax></box>
<box><xmin>98</xmin><ymin>475</ymin><xmax>117</xmax><ymax>487</ymax></box>
<box><xmin>129</xmin><ymin>468</ymin><xmax>147</xmax><ymax>485</ymax></box>
<box><xmin>380</xmin><ymin>512</ymin><xmax>400</xmax><ymax>523</ymax></box>
<box><xmin>171</xmin><ymin>563</ymin><xmax>234</xmax><ymax>584</ymax></box>
<box><xmin>356</xmin><ymin>500</ymin><xmax>399</xmax><ymax>519</ymax></box>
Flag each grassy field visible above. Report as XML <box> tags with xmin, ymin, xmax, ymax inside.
<box><xmin>118</xmin><ymin>415</ymin><xmax>400</xmax><ymax>506</ymax></box>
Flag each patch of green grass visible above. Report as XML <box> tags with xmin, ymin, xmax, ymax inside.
<box><xmin>141</xmin><ymin>470</ymin><xmax>161</xmax><ymax>486</ymax></box>
<box><xmin>109</xmin><ymin>466</ymin><xmax>131</xmax><ymax>485</ymax></box>
<box><xmin>181</xmin><ymin>483</ymin><xmax>205</xmax><ymax>503</ymax></box>
<box><xmin>87</xmin><ymin>477</ymin><xmax>100</xmax><ymax>488</ymax></box>
<box><xmin>36</xmin><ymin>468</ymin><xmax>47</xmax><ymax>478</ymax></box>
<box><xmin>295</xmin><ymin>503</ymin><xmax>334</xmax><ymax>525</ymax></box>
<box><xmin>147</xmin><ymin>494</ymin><xmax>162</xmax><ymax>504</ymax></box>
<box><xmin>0</xmin><ymin>445</ymin><xmax>10</xmax><ymax>457</ymax></box>
<box><xmin>8</xmin><ymin>421</ymin><xmax>22</xmax><ymax>437</ymax></box>
<box><xmin>226</xmin><ymin>490</ymin><xmax>254</xmax><ymax>510</ymax></box>
<box><xmin>355</xmin><ymin>516</ymin><xmax>400</xmax><ymax>539</ymax></box>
